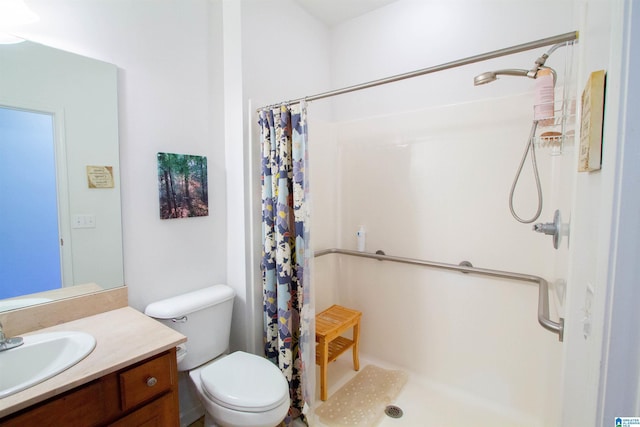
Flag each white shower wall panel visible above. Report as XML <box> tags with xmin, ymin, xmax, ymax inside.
<box><xmin>336</xmin><ymin>259</ymin><xmax>560</xmax><ymax>421</ymax></box>
<box><xmin>328</xmin><ymin>0</ymin><xmax>576</xmax><ymax>122</ymax></box>
<box><xmin>312</xmin><ymin>94</ymin><xmax>565</xmax><ymax>424</ymax></box>
<box><xmin>336</xmin><ymin>94</ymin><xmax>557</xmax><ymax>273</ymax></box>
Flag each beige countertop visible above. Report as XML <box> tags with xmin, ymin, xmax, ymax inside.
<box><xmin>0</xmin><ymin>306</ymin><xmax>186</xmax><ymax>418</ymax></box>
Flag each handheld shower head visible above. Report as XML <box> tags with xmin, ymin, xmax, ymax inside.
<box><xmin>473</xmin><ymin>69</ymin><xmax>534</xmax><ymax>86</ymax></box>
<box><xmin>473</xmin><ymin>41</ymin><xmax>570</xmax><ymax>86</ymax></box>
<box><xmin>473</xmin><ymin>71</ymin><xmax>498</xmax><ymax>85</ymax></box>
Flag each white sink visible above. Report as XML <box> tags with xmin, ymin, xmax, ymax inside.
<box><xmin>0</xmin><ymin>331</ymin><xmax>96</xmax><ymax>398</ymax></box>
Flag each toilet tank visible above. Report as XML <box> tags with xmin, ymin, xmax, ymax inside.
<box><xmin>144</xmin><ymin>284</ymin><xmax>235</xmax><ymax>371</ymax></box>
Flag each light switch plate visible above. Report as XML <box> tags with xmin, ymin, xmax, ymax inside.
<box><xmin>72</xmin><ymin>214</ymin><xmax>96</xmax><ymax>229</ymax></box>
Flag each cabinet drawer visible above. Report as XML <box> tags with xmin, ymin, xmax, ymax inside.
<box><xmin>119</xmin><ymin>352</ymin><xmax>174</xmax><ymax>412</ymax></box>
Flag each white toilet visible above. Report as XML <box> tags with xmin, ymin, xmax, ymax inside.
<box><xmin>144</xmin><ymin>285</ymin><xmax>290</xmax><ymax>427</ymax></box>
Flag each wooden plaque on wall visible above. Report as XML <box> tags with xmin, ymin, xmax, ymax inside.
<box><xmin>578</xmin><ymin>70</ymin><xmax>606</xmax><ymax>172</ymax></box>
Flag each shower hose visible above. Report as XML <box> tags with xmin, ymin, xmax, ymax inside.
<box><xmin>509</xmin><ymin>120</ymin><xmax>542</xmax><ymax>223</ymax></box>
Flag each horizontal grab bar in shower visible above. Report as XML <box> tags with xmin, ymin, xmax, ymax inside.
<box><xmin>314</xmin><ymin>248</ymin><xmax>564</xmax><ymax>342</ymax></box>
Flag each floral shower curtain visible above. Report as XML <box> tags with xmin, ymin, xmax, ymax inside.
<box><xmin>259</xmin><ymin>103</ymin><xmax>313</xmax><ymax>424</ymax></box>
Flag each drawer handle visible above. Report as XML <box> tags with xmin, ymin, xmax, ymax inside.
<box><xmin>146</xmin><ymin>377</ymin><xmax>158</xmax><ymax>387</ymax></box>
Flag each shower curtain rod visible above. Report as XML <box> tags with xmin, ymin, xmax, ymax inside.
<box><xmin>257</xmin><ymin>31</ymin><xmax>578</xmax><ymax>111</ymax></box>
<box><xmin>315</xmin><ymin>248</ymin><xmax>564</xmax><ymax>342</ymax></box>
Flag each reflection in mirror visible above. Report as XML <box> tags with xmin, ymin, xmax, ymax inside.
<box><xmin>1</xmin><ymin>107</ymin><xmax>61</xmax><ymax>296</ymax></box>
<box><xmin>0</xmin><ymin>40</ymin><xmax>123</xmax><ymax>311</ymax></box>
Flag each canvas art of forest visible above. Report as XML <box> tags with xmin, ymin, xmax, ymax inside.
<box><xmin>157</xmin><ymin>152</ymin><xmax>208</xmax><ymax>219</ymax></box>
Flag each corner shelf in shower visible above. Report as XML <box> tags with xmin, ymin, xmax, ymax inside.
<box><xmin>532</xmin><ymin>99</ymin><xmax>577</xmax><ymax>154</ymax></box>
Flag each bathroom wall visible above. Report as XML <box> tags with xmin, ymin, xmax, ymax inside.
<box><xmin>309</xmin><ymin>0</ymin><xmax>638</xmax><ymax>424</ymax></box>
<box><xmin>311</xmin><ymin>0</ymin><xmax>577</xmax><ymax>425</ymax></box>
<box><xmin>17</xmin><ymin>0</ymin><xmax>229</xmax><ymax>315</ymax></box>
<box><xmin>560</xmin><ymin>0</ymin><xmax>636</xmax><ymax>424</ymax></box>
<box><xmin>593</xmin><ymin>2</ymin><xmax>640</xmax><ymax>420</ymax></box>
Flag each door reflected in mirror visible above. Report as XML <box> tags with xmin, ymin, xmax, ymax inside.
<box><xmin>0</xmin><ymin>40</ymin><xmax>123</xmax><ymax>310</ymax></box>
<box><xmin>0</xmin><ymin>107</ymin><xmax>61</xmax><ymax>298</ymax></box>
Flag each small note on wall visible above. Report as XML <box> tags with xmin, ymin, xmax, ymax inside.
<box><xmin>579</xmin><ymin>70</ymin><xmax>606</xmax><ymax>172</ymax></box>
<box><xmin>86</xmin><ymin>165</ymin><xmax>114</xmax><ymax>188</ymax></box>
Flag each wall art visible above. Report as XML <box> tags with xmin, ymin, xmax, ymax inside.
<box><xmin>157</xmin><ymin>152</ymin><xmax>208</xmax><ymax>219</ymax></box>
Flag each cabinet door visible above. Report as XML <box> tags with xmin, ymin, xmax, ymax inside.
<box><xmin>1</xmin><ymin>380</ymin><xmax>109</xmax><ymax>427</ymax></box>
<box><xmin>108</xmin><ymin>393</ymin><xmax>176</xmax><ymax>427</ymax></box>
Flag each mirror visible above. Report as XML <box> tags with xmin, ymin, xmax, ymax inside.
<box><xmin>0</xmin><ymin>40</ymin><xmax>123</xmax><ymax>311</ymax></box>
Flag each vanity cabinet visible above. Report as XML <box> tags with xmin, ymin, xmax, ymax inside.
<box><xmin>0</xmin><ymin>349</ymin><xmax>179</xmax><ymax>426</ymax></box>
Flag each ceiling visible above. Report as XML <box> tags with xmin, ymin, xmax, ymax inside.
<box><xmin>293</xmin><ymin>0</ymin><xmax>399</xmax><ymax>27</ymax></box>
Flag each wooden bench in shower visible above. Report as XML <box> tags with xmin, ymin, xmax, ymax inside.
<box><xmin>315</xmin><ymin>304</ymin><xmax>362</xmax><ymax>401</ymax></box>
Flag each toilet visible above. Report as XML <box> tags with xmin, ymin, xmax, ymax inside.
<box><xmin>144</xmin><ymin>285</ymin><xmax>290</xmax><ymax>427</ymax></box>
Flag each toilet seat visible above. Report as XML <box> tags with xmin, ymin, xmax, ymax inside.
<box><xmin>199</xmin><ymin>351</ymin><xmax>289</xmax><ymax>413</ymax></box>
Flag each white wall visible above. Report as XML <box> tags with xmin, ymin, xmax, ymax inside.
<box><xmin>16</xmin><ymin>0</ymin><xmax>229</xmax><ymax>315</ymax></box>
<box><xmin>310</xmin><ymin>1</ymin><xmax>577</xmax><ymax>424</ymax></box>
<box><xmin>328</xmin><ymin>0</ymin><xmax>577</xmax><ymax>120</ymax></box>
<box><xmin>561</xmin><ymin>0</ymin><xmax>640</xmax><ymax>424</ymax></box>
<box><xmin>597</xmin><ymin>0</ymin><xmax>640</xmax><ymax>419</ymax></box>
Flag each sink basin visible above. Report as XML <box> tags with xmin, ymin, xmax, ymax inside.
<box><xmin>0</xmin><ymin>331</ymin><xmax>96</xmax><ymax>398</ymax></box>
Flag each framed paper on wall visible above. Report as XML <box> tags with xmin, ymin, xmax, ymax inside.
<box><xmin>157</xmin><ymin>152</ymin><xmax>208</xmax><ymax>219</ymax></box>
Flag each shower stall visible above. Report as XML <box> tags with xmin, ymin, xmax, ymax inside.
<box><xmin>307</xmin><ymin>33</ymin><xmax>578</xmax><ymax>426</ymax></box>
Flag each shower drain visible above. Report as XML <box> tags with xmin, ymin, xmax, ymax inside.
<box><xmin>384</xmin><ymin>405</ymin><xmax>404</xmax><ymax>419</ymax></box>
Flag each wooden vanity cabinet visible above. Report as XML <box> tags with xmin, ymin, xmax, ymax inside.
<box><xmin>0</xmin><ymin>349</ymin><xmax>180</xmax><ymax>426</ymax></box>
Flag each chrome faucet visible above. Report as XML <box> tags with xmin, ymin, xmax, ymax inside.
<box><xmin>0</xmin><ymin>320</ymin><xmax>24</xmax><ymax>351</ymax></box>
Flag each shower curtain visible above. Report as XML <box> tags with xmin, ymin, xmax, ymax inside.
<box><xmin>259</xmin><ymin>103</ymin><xmax>313</xmax><ymax>423</ymax></box>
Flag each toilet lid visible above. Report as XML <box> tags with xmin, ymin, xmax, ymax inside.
<box><xmin>200</xmin><ymin>351</ymin><xmax>289</xmax><ymax>413</ymax></box>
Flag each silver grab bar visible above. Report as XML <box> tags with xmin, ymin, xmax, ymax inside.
<box><xmin>314</xmin><ymin>248</ymin><xmax>564</xmax><ymax>342</ymax></box>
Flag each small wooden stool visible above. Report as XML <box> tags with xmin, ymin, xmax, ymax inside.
<box><xmin>315</xmin><ymin>304</ymin><xmax>362</xmax><ymax>401</ymax></box>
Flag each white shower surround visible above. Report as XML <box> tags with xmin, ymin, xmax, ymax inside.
<box><xmin>311</xmin><ymin>92</ymin><xmax>569</xmax><ymax>425</ymax></box>
<box><xmin>306</xmin><ymin>2</ymin><xmax>581</xmax><ymax>424</ymax></box>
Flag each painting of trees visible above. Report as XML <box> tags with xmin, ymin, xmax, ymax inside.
<box><xmin>157</xmin><ymin>152</ymin><xmax>208</xmax><ymax>219</ymax></box>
